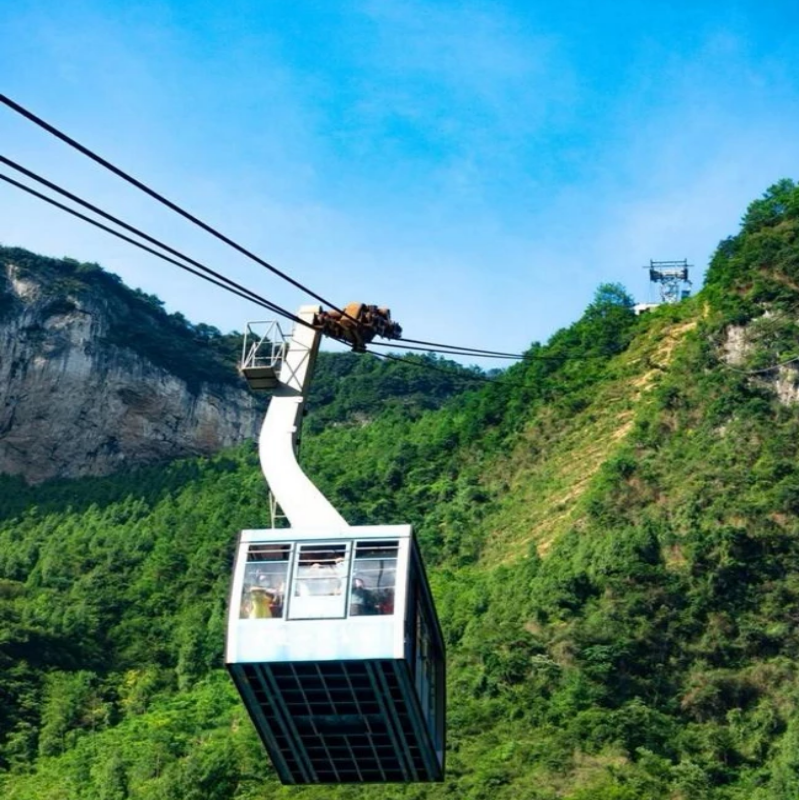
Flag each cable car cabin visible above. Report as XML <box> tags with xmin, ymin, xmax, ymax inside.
<box><xmin>226</xmin><ymin>525</ymin><xmax>445</xmax><ymax>784</ymax></box>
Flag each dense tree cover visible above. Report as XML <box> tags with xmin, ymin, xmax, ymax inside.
<box><xmin>306</xmin><ymin>350</ymin><xmax>485</xmax><ymax>434</ymax></box>
<box><xmin>704</xmin><ymin>179</ymin><xmax>799</xmax><ymax>332</ymax></box>
<box><xmin>0</xmin><ymin>182</ymin><xmax>797</xmax><ymax>799</ymax></box>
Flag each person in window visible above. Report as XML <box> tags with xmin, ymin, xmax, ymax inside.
<box><xmin>350</xmin><ymin>577</ymin><xmax>378</xmax><ymax>615</ymax></box>
<box><xmin>376</xmin><ymin>588</ymin><xmax>395</xmax><ymax>615</ymax></box>
<box><xmin>248</xmin><ymin>586</ymin><xmax>277</xmax><ymax>618</ymax></box>
<box><xmin>302</xmin><ymin>556</ymin><xmax>346</xmax><ymax>595</ymax></box>
<box><xmin>268</xmin><ymin>580</ymin><xmax>285</xmax><ymax>617</ymax></box>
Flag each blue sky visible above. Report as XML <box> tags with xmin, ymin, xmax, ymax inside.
<box><xmin>1</xmin><ymin>0</ymin><xmax>797</xmax><ymax>363</ymax></box>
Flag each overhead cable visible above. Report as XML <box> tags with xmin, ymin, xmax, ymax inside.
<box><xmin>367</xmin><ymin>350</ymin><xmax>523</xmax><ymax>388</ymax></box>
<box><xmin>1</xmin><ymin>157</ymin><xmax>632</xmax><ymax>364</ymax></box>
<box><xmin>0</xmin><ymin>95</ymin><xmax>629</xmax><ymax>363</ymax></box>
<box><xmin>0</xmin><ymin>95</ymin><xmax>644</xmax><ymax>364</ymax></box>
<box><xmin>392</xmin><ymin>337</ymin><xmax>529</xmax><ymax>359</ymax></box>
<box><xmin>3</xmin><ymin>165</ymin><xmax>632</xmax><ymax>371</ymax></box>
<box><xmin>0</xmin><ymin>158</ymin><xmax>518</xmax><ymax>359</ymax></box>
<box><xmin>368</xmin><ymin>341</ymin><xmax>525</xmax><ymax>360</ymax></box>
<box><xmin>0</xmin><ymin>172</ymin><xmax>312</xmax><ymax>325</ymax></box>
<box><xmin>0</xmin><ymin>93</ymin><xmax>353</xmax><ymax>319</ymax></box>
<box><xmin>720</xmin><ymin>355</ymin><xmax>799</xmax><ymax>375</ymax></box>
<box><xmin>0</xmin><ymin>156</ymin><xmax>311</xmax><ymax>327</ymax></box>
<box><xmin>370</xmin><ymin>338</ymin><xmax>618</xmax><ymax>362</ymax></box>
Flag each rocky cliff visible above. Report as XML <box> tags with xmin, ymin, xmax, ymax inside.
<box><xmin>0</xmin><ymin>247</ymin><xmax>262</xmax><ymax>483</ymax></box>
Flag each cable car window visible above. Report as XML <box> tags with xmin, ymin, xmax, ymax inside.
<box><xmin>349</xmin><ymin>540</ymin><xmax>398</xmax><ymax>616</ymax></box>
<box><xmin>288</xmin><ymin>544</ymin><xmax>349</xmax><ymax>620</ymax></box>
<box><xmin>240</xmin><ymin>544</ymin><xmax>291</xmax><ymax>620</ymax></box>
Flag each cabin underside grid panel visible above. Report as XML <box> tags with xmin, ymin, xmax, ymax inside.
<box><xmin>230</xmin><ymin>659</ymin><xmax>438</xmax><ymax>784</ymax></box>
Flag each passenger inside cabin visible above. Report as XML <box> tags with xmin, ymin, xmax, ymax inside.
<box><xmin>248</xmin><ymin>586</ymin><xmax>275</xmax><ymax>618</ymax></box>
<box><xmin>240</xmin><ymin>566</ymin><xmax>286</xmax><ymax>619</ymax></box>
<box><xmin>349</xmin><ymin>577</ymin><xmax>377</xmax><ymax>615</ymax></box>
<box><xmin>296</xmin><ymin>553</ymin><xmax>347</xmax><ymax>596</ymax></box>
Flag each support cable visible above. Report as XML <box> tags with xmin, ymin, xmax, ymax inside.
<box><xmin>0</xmin><ymin>172</ymin><xmax>312</xmax><ymax>325</ymax></box>
<box><xmin>1</xmin><ymin>159</ymin><xmax>514</xmax><ymax>360</ymax></box>
<box><xmin>368</xmin><ymin>341</ymin><xmax>524</xmax><ymax>360</ymax></box>
<box><xmin>0</xmin><ymin>95</ymin><xmax>653</xmax><ymax>364</ymax></box>
<box><xmin>0</xmin><ymin>156</ymin><xmax>310</xmax><ymax>327</ymax></box>
<box><xmin>392</xmin><ymin>337</ymin><xmax>529</xmax><ymax>359</ymax></box>
<box><xmin>0</xmin><ymin>96</ymin><xmax>636</xmax><ymax>363</ymax></box>
<box><xmin>0</xmin><ymin>94</ymin><xmax>353</xmax><ymax>319</ymax></box>
<box><xmin>369</xmin><ymin>339</ymin><xmax>617</xmax><ymax>362</ymax></box>
<box><xmin>367</xmin><ymin>350</ymin><xmax>525</xmax><ymax>388</ymax></box>
<box><xmin>391</xmin><ymin>336</ymin><xmax>616</xmax><ymax>361</ymax></box>
<box><xmin>1</xmin><ymin>160</ymin><xmax>635</xmax><ymax>366</ymax></box>
<box><xmin>719</xmin><ymin>355</ymin><xmax>799</xmax><ymax>375</ymax></box>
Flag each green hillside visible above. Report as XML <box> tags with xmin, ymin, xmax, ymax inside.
<box><xmin>0</xmin><ymin>181</ymin><xmax>797</xmax><ymax>800</ymax></box>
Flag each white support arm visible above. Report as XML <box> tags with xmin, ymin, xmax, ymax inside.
<box><xmin>258</xmin><ymin>305</ymin><xmax>348</xmax><ymax>529</ymax></box>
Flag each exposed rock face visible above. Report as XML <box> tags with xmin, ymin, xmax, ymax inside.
<box><xmin>0</xmin><ymin>260</ymin><xmax>261</xmax><ymax>483</ymax></box>
<box><xmin>775</xmin><ymin>362</ymin><xmax>799</xmax><ymax>406</ymax></box>
<box><xmin>722</xmin><ymin>316</ymin><xmax>799</xmax><ymax>406</ymax></box>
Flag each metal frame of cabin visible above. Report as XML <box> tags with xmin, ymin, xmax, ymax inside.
<box><xmin>240</xmin><ymin>321</ymin><xmax>287</xmax><ymax>390</ymax></box>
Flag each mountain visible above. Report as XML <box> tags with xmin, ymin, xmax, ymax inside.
<box><xmin>0</xmin><ymin>246</ymin><xmax>476</xmax><ymax>483</ymax></box>
<box><xmin>0</xmin><ymin>180</ymin><xmax>796</xmax><ymax>800</ymax></box>
<box><xmin>0</xmin><ymin>247</ymin><xmax>260</xmax><ymax>483</ymax></box>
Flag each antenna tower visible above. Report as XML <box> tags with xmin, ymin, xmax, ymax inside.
<box><xmin>645</xmin><ymin>259</ymin><xmax>693</xmax><ymax>304</ymax></box>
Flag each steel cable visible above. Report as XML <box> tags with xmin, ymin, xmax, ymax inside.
<box><xmin>0</xmin><ymin>156</ymin><xmax>310</xmax><ymax>327</ymax></box>
<box><xmin>0</xmin><ymin>172</ymin><xmax>313</xmax><ymax>325</ymax></box>
<box><xmin>0</xmin><ymin>93</ymin><xmax>353</xmax><ymax>319</ymax></box>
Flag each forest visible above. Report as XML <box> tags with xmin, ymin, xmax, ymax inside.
<box><xmin>0</xmin><ymin>180</ymin><xmax>797</xmax><ymax>799</ymax></box>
